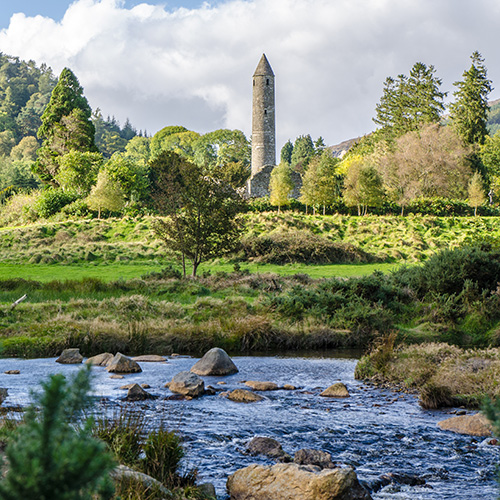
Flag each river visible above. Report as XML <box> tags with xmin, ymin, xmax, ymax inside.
<box><xmin>0</xmin><ymin>352</ymin><xmax>497</xmax><ymax>499</ymax></box>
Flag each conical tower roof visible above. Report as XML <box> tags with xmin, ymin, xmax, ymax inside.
<box><xmin>253</xmin><ymin>54</ymin><xmax>274</xmax><ymax>77</ymax></box>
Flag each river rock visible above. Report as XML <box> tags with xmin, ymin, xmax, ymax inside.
<box><xmin>437</xmin><ymin>412</ymin><xmax>492</xmax><ymax>436</ymax></box>
<box><xmin>227</xmin><ymin>389</ymin><xmax>264</xmax><ymax>403</ymax></box>
<box><xmin>245</xmin><ymin>381</ymin><xmax>279</xmax><ymax>391</ymax></box>
<box><xmin>132</xmin><ymin>355</ymin><xmax>167</xmax><ymax>363</ymax></box>
<box><xmin>246</xmin><ymin>437</ymin><xmax>291</xmax><ymax>462</ymax></box>
<box><xmin>320</xmin><ymin>382</ymin><xmax>350</xmax><ymax>398</ymax></box>
<box><xmin>85</xmin><ymin>353</ymin><xmax>114</xmax><ymax>366</ymax></box>
<box><xmin>56</xmin><ymin>348</ymin><xmax>83</xmax><ymax>364</ymax></box>
<box><xmin>110</xmin><ymin>465</ymin><xmax>171</xmax><ymax>496</ymax></box>
<box><xmin>106</xmin><ymin>353</ymin><xmax>142</xmax><ymax>374</ymax></box>
<box><xmin>226</xmin><ymin>463</ymin><xmax>372</xmax><ymax>500</ymax></box>
<box><xmin>282</xmin><ymin>384</ymin><xmax>297</xmax><ymax>390</ymax></box>
<box><xmin>190</xmin><ymin>347</ymin><xmax>238</xmax><ymax>376</ymax></box>
<box><xmin>125</xmin><ymin>384</ymin><xmax>156</xmax><ymax>401</ymax></box>
<box><xmin>294</xmin><ymin>448</ymin><xmax>336</xmax><ymax>469</ymax></box>
<box><xmin>4</xmin><ymin>370</ymin><xmax>20</xmax><ymax>375</ymax></box>
<box><xmin>167</xmin><ymin>371</ymin><xmax>205</xmax><ymax>398</ymax></box>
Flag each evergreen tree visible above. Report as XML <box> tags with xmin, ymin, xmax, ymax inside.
<box><xmin>374</xmin><ymin>62</ymin><xmax>445</xmax><ymax>138</ymax></box>
<box><xmin>35</xmin><ymin>68</ymin><xmax>97</xmax><ymax>184</ymax></box>
<box><xmin>291</xmin><ymin>134</ymin><xmax>315</xmax><ymax>170</ymax></box>
<box><xmin>0</xmin><ymin>368</ymin><xmax>115</xmax><ymax>500</ymax></box>
<box><xmin>449</xmin><ymin>51</ymin><xmax>493</xmax><ymax>145</ymax></box>
<box><xmin>280</xmin><ymin>139</ymin><xmax>293</xmax><ymax>165</ymax></box>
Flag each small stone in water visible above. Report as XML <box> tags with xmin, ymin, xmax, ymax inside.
<box><xmin>4</xmin><ymin>370</ymin><xmax>20</xmax><ymax>375</ymax></box>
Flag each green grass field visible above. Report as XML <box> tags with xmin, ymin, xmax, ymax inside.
<box><xmin>0</xmin><ymin>261</ymin><xmax>399</xmax><ymax>282</ymax></box>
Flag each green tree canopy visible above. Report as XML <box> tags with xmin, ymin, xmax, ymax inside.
<box><xmin>374</xmin><ymin>62</ymin><xmax>445</xmax><ymax>139</ymax></box>
<box><xmin>150</xmin><ymin>151</ymin><xmax>246</xmax><ymax>276</ymax></box>
<box><xmin>449</xmin><ymin>51</ymin><xmax>493</xmax><ymax>145</ymax></box>
<box><xmin>35</xmin><ymin>67</ymin><xmax>97</xmax><ymax>185</ymax></box>
<box><xmin>280</xmin><ymin>139</ymin><xmax>293</xmax><ymax>165</ymax></box>
<box><xmin>87</xmin><ymin>169</ymin><xmax>125</xmax><ymax>219</ymax></box>
<box><xmin>291</xmin><ymin>134</ymin><xmax>315</xmax><ymax>170</ymax></box>
<box><xmin>269</xmin><ymin>162</ymin><xmax>294</xmax><ymax>213</ymax></box>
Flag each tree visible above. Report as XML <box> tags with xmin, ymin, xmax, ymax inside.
<box><xmin>103</xmin><ymin>153</ymin><xmax>149</xmax><ymax>202</ymax></box>
<box><xmin>55</xmin><ymin>151</ymin><xmax>103</xmax><ymax>195</ymax></box>
<box><xmin>378</xmin><ymin>124</ymin><xmax>473</xmax><ymax>207</ymax></box>
<box><xmin>269</xmin><ymin>162</ymin><xmax>294</xmax><ymax>213</ymax></box>
<box><xmin>374</xmin><ymin>62</ymin><xmax>445</xmax><ymax>139</ymax></box>
<box><xmin>35</xmin><ymin>68</ymin><xmax>97</xmax><ymax>185</ymax></box>
<box><xmin>150</xmin><ymin>151</ymin><xmax>245</xmax><ymax>277</ymax></box>
<box><xmin>300</xmin><ymin>151</ymin><xmax>341</xmax><ymax>214</ymax></box>
<box><xmin>468</xmin><ymin>172</ymin><xmax>486</xmax><ymax>216</ymax></box>
<box><xmin>280</xmin><ymin>140</ymin><xmax>293</xmax><ymax>165</ymax></box>
<box><xmin>124</xmin><ymin>135</ymin><xmax>151</xmax><ymax>166</ymax></box>
<box><xmin>449</xmin><ymin>51</ymin><xmax>493</xmax><ymax>145</ymax></box>
<box><xmin>193</xmin><ymin>129</ymin><xmax>251</xmax><ymax>188</ymax></box>
<box><xmin>480</xmin><ymin>131</ymin><xmax>500</xmax><ymax>202</ymax></box>
<box><xmin>0</xmin><ymin>368</ymin><xmax>115</xmax><ymax>500</ymax></box>
<box><xmin>343</xmin><ymin>156</ymin><xmax>384</xmax><ymax>215</ymax></box>
<box><xmin>290</xmin><ymin>134</ymin><xmax>315</xmax><ymax>171</ymax></box>
<box><xmin>87</xmin><ymin>169</ymin><xmax>125</xmax><ymax>218</ymax></box>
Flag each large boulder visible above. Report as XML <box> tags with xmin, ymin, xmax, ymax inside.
<box><xmin>190</xmin><ymin>347</ymin><xmax>238</xmax><ymax>376</ymax></box>
<box><xmin>125</xmin><ymin>384</ymin><xmax>156</xmax><ymax>401</ymax></box>
<box><xmin>227</xmin><ymin>389</ymin><xmax>264</xmax><ymax>403</ymax></box>
<box><xmin>85</xmin><ymin>353</ymin><xmax>114</xmax><ymax>367</ymax></box>
<box><xmin>167</xmin><ymin>371</ymin><xmax>205</xmax><ymax>398</ymax></box>
<box><xmin>106</xmin><ymin>353</ymin><xmax>142</xmax><ymax>374</ymax></box>
<box><xmin>294</xmin><ymin>449</ymin><xmax>335</xmax><ymax>469</ymax></box>
<box><xmin>245</xmin><ymin>381</ymin><xmax>278</xmax><ymax>391</ymax></box>
<box><xmin>246</xmin><ymin>437</ymin><xmax>291</xmax><ymax>462</ymax></box>
<box><xmin>56</xmin><ymin>348</ymin><xmax>83</xmax><ymax>364</ymax></box>
<box><xmin>227</xmin><ymin>463</ymin><xmax>371</xmax><ymax>500</ymax></box>
<box><xmin>437</xmin><ymin>413</ymin><xmax>492</xmax><ymax>437</ymax></box>
<box><xmin>320</xmin><ymin>382</ymin><xmax>350</xmax><ymax>398</ymax></box>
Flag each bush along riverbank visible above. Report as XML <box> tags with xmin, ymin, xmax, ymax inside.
<box><xmin>1</xmin><ymin>244</ymin><xmax>500</xmax><ymax>360</ymax></box>
<box><xmin>355</xmin><ymin>334</ymin><xmax>500</xmax><ymax>409</ymax></box>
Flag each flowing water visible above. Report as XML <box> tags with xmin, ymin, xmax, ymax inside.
<box><xmin>0</xmin><ymin>352</ymin><xmax>497</xmax><ymax>499</ymax></box>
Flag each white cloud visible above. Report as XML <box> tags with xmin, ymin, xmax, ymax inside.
<box><xmin>0</xmin><ymin>0</ymin><xmax>499</xmax><ymax>150</ymax></box>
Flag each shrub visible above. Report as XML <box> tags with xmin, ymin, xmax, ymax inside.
<box><xmin>241</xmin><ymin>229</ymin><xmax>378</xmax><ymax>264</ymax></box>
<box><xmin>393</xmin><ymin>245</ymin><xmax>500</xmax><ymax>296</ymax></box>
<box><xmin>33</xmin><ymin>188</ymin><xmax>80</xmax><ymax>218</ymax></box>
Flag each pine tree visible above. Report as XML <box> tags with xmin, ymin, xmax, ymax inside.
<box><xmin>449</xmin><ymin>51</ymin><xmax>493</xmax><ymax>145</ymax></box>
<box><xmin>35</xmin><ymin>68</ymin><xmax>97</xmax><ymax>184</ymax></box>
<box><xmin>374</xmin><ymin>62</ymin><xmax>445</xmax><ymax>138</ymax></box>
<box><xmin>0</xmin><ymin>368</ymin><xmax>115</xmax><ymax>500</ymax></box>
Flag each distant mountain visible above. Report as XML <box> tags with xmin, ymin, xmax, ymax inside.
<box><xmin>487</xmin><ymin>98</ymin><xmax>500</xmax><ymax>135</ymax></box>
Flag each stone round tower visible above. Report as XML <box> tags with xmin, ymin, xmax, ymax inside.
<box><xmin>251</xmin><ymin>54</ymin><xmax>276</xmax><ymax>178</ymax></box>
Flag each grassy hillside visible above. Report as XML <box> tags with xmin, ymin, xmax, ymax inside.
<box><xmin>2</xmin><ymin>212</ymin><xmax>499</xmax><ymax>265</ymax></box>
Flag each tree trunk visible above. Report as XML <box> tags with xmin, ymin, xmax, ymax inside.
<box><xmin>401</xmin><ymin>205</ymin><xmax>405</xmax><ymax>217</ymax></box>
<box><xmin>182</xmin><ymin>253</ymin><xmax>186</xmax><ymax>278</ymax></box>
<box><xmin>474</xmin><ymin>206</ymin><xmax>478</xmax><ymax>216</ymax></box>
<box><xmin>323</xmin><ymin>205</ymin><xmax>326</xmax><ymax>216</ymax></box>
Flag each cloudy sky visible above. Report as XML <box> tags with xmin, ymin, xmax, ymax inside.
<box><xmin>0</xmin><ymin>0</ymin><xmax>499</xmax><ymax>152</ymax></box>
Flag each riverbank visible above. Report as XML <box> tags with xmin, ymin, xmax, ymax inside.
<box><xmin>2</xmin><ymin>242</ymin><xmax>500</xmax><ymax>359</ymax></box>
<box><xmin>355</xmin><ymin>336</ymin><xmax>500</xmax><ymax>409</ymax></box>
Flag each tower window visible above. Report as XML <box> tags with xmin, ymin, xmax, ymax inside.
<box><xmin>266</xmin><ymin>79</ymin><xmax>270</xmax><ymax>86</ymax></box>
<box><xmin>264</xmin><ymin>109</ymin><xmax>267</xmax><ymax>115</ymax></box>
<box><xmin>253</xmin><ymin>80</ymin><xmax>255</xmax><ymax>86</ymax></box>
